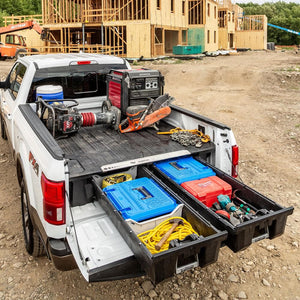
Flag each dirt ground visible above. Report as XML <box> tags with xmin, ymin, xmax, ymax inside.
<box><xmin>0</xmin><ymin>51</ymin><xmax>299</xmax><ymax>300</ymax></box>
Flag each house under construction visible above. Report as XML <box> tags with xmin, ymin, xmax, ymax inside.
<box><xmin>41</xmin><ymin>0</ymin><xmax>189</xmax><ymax>57</ymax></box>
<box><xmin>1</xmin><ymin>0</ymin><xmax>268</xmax><ymax>58</ymax></box>
<box><xmin>41</xmin><ymin>0</ymin><xmax>229</xmax><ymax>57</ymax></box>
<box><xmin>217</xmin><ymin>0</ymin><xmax>267</xmax><ymax>50</ymax></box>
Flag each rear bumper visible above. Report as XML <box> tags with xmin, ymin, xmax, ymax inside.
<box><xmin>48</xmin><ymin>238</ymin><xmax>77</xmax><ymax>271</ymax></box>
<box><xmin>29</xmin><ymin>206</ymin><xmax>77</xmax><ymax>271</ymax></box>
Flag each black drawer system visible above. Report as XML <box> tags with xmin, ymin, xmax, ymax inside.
<box><xmin>150</xmin><ymin>157</ymin><xmax>294</xmax><ymax>252</ymax></box>
<box><xmin>92</xmin><ymin>166</ymin><xmax>227</xmax><ymax>283</ymax></box>
<box><xmin>91</xmin><ymin>158</ymin><xmax>293</xmax><ymax>282</ymax></box>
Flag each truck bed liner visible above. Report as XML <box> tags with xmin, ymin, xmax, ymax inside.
<box><xmin>58</xmin><ymin>122</ymin><xmax>215</xmax><ymax>178</ymax></box>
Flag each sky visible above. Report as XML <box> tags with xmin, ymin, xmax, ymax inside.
<box><xmin>234</xmin><ymin>0</ymin><xmax>300</xmax><ymax>3</ymax></box>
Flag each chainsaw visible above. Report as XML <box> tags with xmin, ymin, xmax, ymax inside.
<box><xmin>119</xmin><ymin>94</ymin><xmax>174</xmax><ymax>133</ymax></box>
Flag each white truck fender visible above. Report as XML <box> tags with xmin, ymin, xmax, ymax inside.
<box><xmin>16</xmin><ymin>139</ymin><xmax>37</xmax><ymax>210</ymax></box>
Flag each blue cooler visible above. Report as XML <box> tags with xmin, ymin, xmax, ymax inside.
<box><xmin>36</xmin><ymin>85</ymin><xmax>64</xmax><ymax>103</ymax></box>
<box><xmin>154</xmin><ymin>156</ymin><xmax>215</xmax><ymax>184</ymax></box>
<box><xmin>103</xmin><ymin>177</ymin><xmax>177</xmax><ymax>222</ymax></box>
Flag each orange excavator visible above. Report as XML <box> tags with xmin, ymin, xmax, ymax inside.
<box><xmin>0</xmin><ymin>20</ymin><xmax>43</xmax><ymax>60</ymax></box>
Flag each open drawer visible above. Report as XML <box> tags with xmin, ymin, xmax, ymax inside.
<box><xmin>150</xmin><ymin>156</ymin><xmax>294</xmax><ymax>252</ymax></box>
<box><xmin>92</xmin><ymin>166</ymin><xmax>227</xmax><ymax>283</ymax></box>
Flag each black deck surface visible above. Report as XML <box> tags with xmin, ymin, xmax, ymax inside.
<box><xmin>57</xmin><ymin>122</ymin><xmax>214</xmax><ymax>178</ymax></box>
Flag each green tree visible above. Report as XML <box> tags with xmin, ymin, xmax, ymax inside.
<box><xmin>0</xmin><ymin>0</ymin><xmax>42</xmax><ymax>26</ymax></box>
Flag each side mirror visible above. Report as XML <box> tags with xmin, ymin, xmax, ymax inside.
<box><xmin>0</xmin><ymin>81</ymin><xmax>8</xmax><ymax>89</ymax></box>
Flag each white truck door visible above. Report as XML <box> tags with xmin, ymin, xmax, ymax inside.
<box><xmin>1</xmin><ymin>62</ymin><xmax>27</xmax><ymax>145</ymax></box>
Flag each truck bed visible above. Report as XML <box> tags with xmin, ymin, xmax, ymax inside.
<box><xmin>57</xmin><ymin>122</ymin><xmax>215</xmax><ymax>178</ymax></box>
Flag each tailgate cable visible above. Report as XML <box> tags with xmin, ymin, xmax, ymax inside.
<box><xmin>225</xmin><ymin>148</ymin><xmax>244</xmax><ymax>183</ymax></box>
<box><xmin>66</xmin><ymin>191</ymin><xmax>85</xmax><ymax>265</ymax></box>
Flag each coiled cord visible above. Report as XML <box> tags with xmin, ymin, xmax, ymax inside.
<box><xmin>137</xmin><ymin>217</ymin><xmax>198</xmax><ymax>254</ymax></box>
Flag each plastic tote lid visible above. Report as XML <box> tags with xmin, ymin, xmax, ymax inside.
<box><xmin>36</xmin><ymin>85</ymin><xmax>63</xmax><ymax>94</ymax></box>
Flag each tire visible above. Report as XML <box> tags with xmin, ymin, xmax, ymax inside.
<box><xmin>15</xmin><ymin>49</ymin><xmax>27</xmax><ymax>60</ymax></box>
<box><xmin>21</xmin><ymin>179</ymin><xmax>45</xmax><ymax>257</ymax></box>
<box><xmin>102</xmin><ymin>100</ymin><xmax>111</xmax><ymax>112</ymax></box>
<box><xmin>0</xmin><ymin>115</ymin><xmax>7</xmax><ymax>140</ymax></box>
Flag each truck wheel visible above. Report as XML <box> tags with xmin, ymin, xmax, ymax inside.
<box><xmin>21</xmin><ymin>179</ymin><xmax>45</xmax><ymax>257</ymax></box>
<box><xmin>102</xmin><ymin>100</ymin><xmax>111</xmax><ymax>112</ymax></box>
<box><xmin>0</xmin><ymin>115</ymin><xmax>7</xmax><ymax>140</ymax></box>
<box><xmin>15</xmin><ymin>49</ymin><xmax>27</xmax><ymax>60</ymax></box>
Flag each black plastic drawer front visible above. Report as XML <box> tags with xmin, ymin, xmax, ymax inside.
<box><xmin>92</xmin><ymin>167</ymin><xmax>227</xmax><ymax>283</ymax></box>
<box><xmin>150</xmin><ymin>158</ymin><xmax>293</xmax><ymax>253</ymax></box>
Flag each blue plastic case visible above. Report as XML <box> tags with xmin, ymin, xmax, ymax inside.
<box><xmin>103</xmin><ymin>177</ymin><xmax>177</xmax><ymax>222</ymax></box>
<box><xmin>154</xmin><ymin>156</ymin><xmax>216</xmax><ymax>184</ymax></box>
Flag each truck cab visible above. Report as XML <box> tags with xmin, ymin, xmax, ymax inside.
<box><xmin>0</xmin><ymin>34</ymin><xmax>27</xmax><ymax>59</ymax></box>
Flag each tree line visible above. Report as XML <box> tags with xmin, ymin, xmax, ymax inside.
<box><xmin>238</xmin><ymin>2</ymin><xmax>300</xmax><ymax>45</ymax></box>
<box><xmin>0</xmin><ymin>0</ymin><xmax>41</xmax><ymax>26</ymax></box>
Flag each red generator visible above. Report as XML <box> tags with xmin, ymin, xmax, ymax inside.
<box><xmin>107</xmin><ymin>69</ymin><xmax>164</xmax><ymax>115</ymax></box>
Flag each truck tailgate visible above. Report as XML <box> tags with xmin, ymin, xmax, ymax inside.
<box><xmin>66</xmin><ymin>201</ymin><xmax>143</xmax><ymax>282</ymax></box>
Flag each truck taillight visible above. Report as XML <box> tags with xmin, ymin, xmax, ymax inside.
<box><xmin>41</xmin><ymin>173</ymin><xmax>65</xmax><ymax>225</ymax></box>
<box><xmin>231</xmin><ymin>145</ymin><xmax>239</xmax><ymax>178</ymax></box>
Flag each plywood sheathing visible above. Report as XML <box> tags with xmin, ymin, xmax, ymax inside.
<box><xmin>205</xmin><ymin>0</ymin><xmax>218</xmax><ymax>52</ymax></box>
<box><xmin>235</xmin><ymin>15</ymin><xmax>267</xmax><ymax>50</ymax></box>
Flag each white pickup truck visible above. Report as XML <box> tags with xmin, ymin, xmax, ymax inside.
<box><xmin>0</xmin><ymin>54</ymin><xmax>293</xmax><ymax>283</ymax></box>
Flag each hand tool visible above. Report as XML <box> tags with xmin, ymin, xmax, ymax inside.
<box><xmin>138</xmin><ymin>217</ymin><xmax>197</xmax><ymax>254</ymax></box>
<box><xmin>232</xmin><ymin>190</ymin><xmax>257</xmax><ymax>213</ymax></box>
<box><xmin>169</xmin><ymin>233</ymin><xmax>201</xmax><ymax>248</ymax></box>
<box><xmin>155</xmin><ymin>218</ymin><xmax>184</xmax><ymax>251</ymax></box>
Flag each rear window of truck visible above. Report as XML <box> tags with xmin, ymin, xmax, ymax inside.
<box><xmin>27</xmin><ymin>63</ymin><xmax>127</xmax><ymax>103</ymax></box>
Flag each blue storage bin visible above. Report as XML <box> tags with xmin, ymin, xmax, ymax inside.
<box><xmin>154</xmin><ymin>156</ymin><xmax>215</xmax><ymax>184</ymax></box>
<box><xmin>36</xmin><ymin>85</ymin><xmax>64</xmax><ymax>104</ymax></box>
<box><xmin>103</xmin><ymin>177</ymin><xmax>177</xmax><ymax>222</ymax></box>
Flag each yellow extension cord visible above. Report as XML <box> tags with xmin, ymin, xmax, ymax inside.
<box><xmin>137</xmin><ymin>217</ymin><xmax>198</xmax><ymax>254</ymax></box>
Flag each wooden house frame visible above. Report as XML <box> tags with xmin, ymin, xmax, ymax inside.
<box><xmin>41</xmin><ymin>0</ymin><xmax>221</xmax><ymax>57</ymax></box>
<box><xmin>217</xmin><ymin>0</ymin><xmax>267</xmax><ymax>50</ymax></box>
<box><xmin>188</xmin><ymin>0</ymin><xmax>219</xmax><ymax>52</ymax></box>
<box><xmin>1</xmin><ymin>0</ymin><xmax>267</xmax><ymax>57</ymax></box>
<box><xmin>41</xmin><ymin>0</ymin><xmax>191</xmax><ymax>57</ymax></box>
<box><xmin>217</xmin><ymin>0</ymin><xmax>236</xmax><ymax>49</ymax></box>
<box><xmin>235</xmin><ymin>15</ymin><xmax>267</xmax><ymax>50</ymax></box>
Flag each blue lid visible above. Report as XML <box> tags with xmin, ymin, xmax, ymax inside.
<box><xmin>103</xmin><ymin>177</ymin><xmax>177</xmax><ymax>222</ymax></box>
<box><xmin>154</xmin><ymin>156</ymin><xmax>216</xmax><ymax>184</ymax></box>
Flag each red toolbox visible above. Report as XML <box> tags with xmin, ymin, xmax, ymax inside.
<box><xmin>181</xmin><ymin>176</ymin><xmax>232</xmax><ymax>208</ymax></box>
